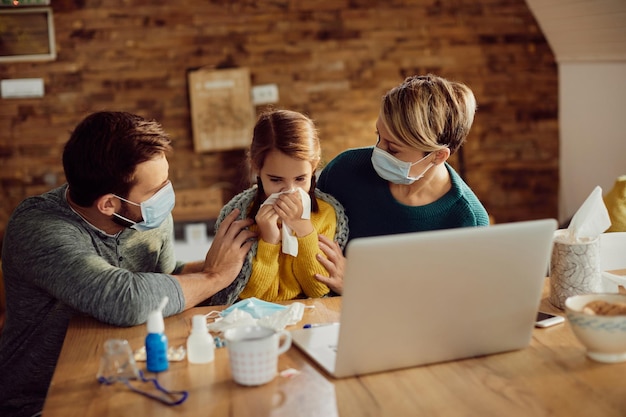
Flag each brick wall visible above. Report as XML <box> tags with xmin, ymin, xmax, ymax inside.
<box><xmin>0</xmin><ymin>0</ymin><xmax>558</xmax><ymax>241</ymax></box>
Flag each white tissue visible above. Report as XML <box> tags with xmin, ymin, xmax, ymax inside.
<box><xmin>257</xmin><ymin>302</ymin><xmax>305</xmax><ymax>331</ymax></box>
<box><xmin>206</xmin><ymin>309</ymin><xmax>257</xmax><ymax>333</ymax></box>
<box><xmin>565</xmin><ymin>186</ymin><xmax>611</xmax><ymax>243</ymax></box>
<box><xmin>261</xmin><ymin>188</ymin><xmax>311</xmax><ymax>256</ymax></box>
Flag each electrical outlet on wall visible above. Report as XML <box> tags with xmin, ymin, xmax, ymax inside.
<box><xmin>251</xmin><ymin>84</ymin><xmax>279</xmax><ymax>105</ymax></box>
<box><xmin>1</xmin><ymin>78</ymin><xmax>44</xmax><ymax>98</ymax></box>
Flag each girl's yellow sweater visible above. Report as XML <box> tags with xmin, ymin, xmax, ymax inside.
<box><xmin>239</xmin><ymin>198</ymin><xmax>336</xmax><ymax>301</ymax></box>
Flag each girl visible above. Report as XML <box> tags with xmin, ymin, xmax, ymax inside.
<box><xmin>207</xmin><ymin>109</ymin><xmax>348</xmax><ymax>304</ymax></box>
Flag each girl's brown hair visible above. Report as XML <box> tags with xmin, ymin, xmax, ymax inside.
<box><xmin>248</xmin><ymin>109</ymin><xmax>321</xmax><ymax>217</ymax></box>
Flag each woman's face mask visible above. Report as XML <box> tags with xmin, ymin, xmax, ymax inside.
<box><xmin>371</xmin><ymin>146</ymin><xmax>434</xmax><ymax>185</ymax></box>
<box><xmin>113</xmin><ymin>181</ymin><xmax>176</xmax><ymax>231</ymax></box>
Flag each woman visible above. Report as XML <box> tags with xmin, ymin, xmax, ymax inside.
<box><xmin>314</xmin><ymin>74</ymin><xmax>489</xmax><ymax>294</ymax></box>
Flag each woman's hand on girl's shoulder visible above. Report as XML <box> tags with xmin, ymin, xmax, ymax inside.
<box><xmin>314</xmin><ymin>234</ymin><xmax>345</xmax><ymax>295</ymax></box>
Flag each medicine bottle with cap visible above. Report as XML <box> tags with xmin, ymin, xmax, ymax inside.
<box><xmin>145</xmin><ymin>297</ymin><xmax>169</xmax><ymax>372</ymax></box>
<box><xmin>187</xmin><ymin>314</ymin><xmax>215</xmax><ymax>364</ymax></box>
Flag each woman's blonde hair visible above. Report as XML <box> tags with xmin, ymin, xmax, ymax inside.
<box><xmin>380</xmin><ymin>74</ymin><xmax>476</xmax><ymax>155</ymax></box>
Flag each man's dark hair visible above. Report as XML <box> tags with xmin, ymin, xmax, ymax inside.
<box><xmin>63</xmin><ymin>111</ymin><xmax>172</xmax><ymax>207</ymax></box>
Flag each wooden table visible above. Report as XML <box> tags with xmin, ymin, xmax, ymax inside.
<box><xmin>42</xmin><ymin>278</ymin><xmax>626</xmax><ymax>417</ymax></box>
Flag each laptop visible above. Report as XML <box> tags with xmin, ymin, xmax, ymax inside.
<box><xmin>291</xmin><ymin>219</ymin><xmax>558</xmax><ymax>378</ymax></box>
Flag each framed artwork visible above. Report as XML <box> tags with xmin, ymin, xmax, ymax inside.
<box><xmin>0</xmin><ymin>7</ymin><xmax>56</xmax><ymax>63</ymax></box>
<box><xmin>188</xmin><ymin>67</ymin><xmax>255</xmax><ymax>152</ymax></box>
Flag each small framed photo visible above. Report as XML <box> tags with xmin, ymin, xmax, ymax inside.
<box><xmin>188</xmin><ymin>67</ymin><xmax>255</xmax><ymax>152</ymax></box>
<box><xmin>0</xmin><ymin>7</ymin><xmax>56</xmax><ymax>63</ymax></box>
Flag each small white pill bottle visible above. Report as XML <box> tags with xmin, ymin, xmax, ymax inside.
<box><xmin>186</xmin><ymin>314</ymin><xmax>215</xmax><ymax>364</ymax></box>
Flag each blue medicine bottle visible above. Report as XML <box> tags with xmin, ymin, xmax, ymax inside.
<box><xmin>146</xmin><ymin>297</ymin><xmax>169</xmax><ymax>372</ymax></box>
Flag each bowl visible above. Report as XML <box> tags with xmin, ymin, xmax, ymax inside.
<box><xmin>565</xmin><ymin>293</ymin><xmax>626</xmax><ymax>363</ymax></box>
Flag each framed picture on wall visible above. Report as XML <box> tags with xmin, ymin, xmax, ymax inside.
<box><xmin>0</xmin><ymin>7</ymin><xmax>56</xmax><ymax>63</ymax></box>
<box><xmin>187</xmin><ymin>67</ymin><xmax>255</xmax><ymax>152</ymax></box>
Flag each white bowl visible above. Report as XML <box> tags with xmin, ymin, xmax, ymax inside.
<box><xmin>565</xmin><ymin>294</ymin><xmax>626</xmax><ymax>363</ymax></box>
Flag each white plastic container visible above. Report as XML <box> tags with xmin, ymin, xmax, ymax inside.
<box><xmin>187</xmin><ymin>315</ymin><xmax>215</xmax><ymax>364</ymax></box>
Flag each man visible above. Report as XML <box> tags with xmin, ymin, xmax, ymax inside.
<box><xmin>0</xmin><ymin>111</ymin><xmax>255</xmax><ymax>417</ymax></box>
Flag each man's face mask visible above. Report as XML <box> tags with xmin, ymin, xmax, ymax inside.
<box><xmin>113</xmin><ymin>181</ymin><xmax>175</xmax><ymax>231</ymax></box>
<box><xmin>371</xmin><ymin>146</ymin><xmax>434</xmax><ymax>185</ymax></box>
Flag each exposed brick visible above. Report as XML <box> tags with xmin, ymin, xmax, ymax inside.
<box><xmin>0</xmin><ymin>0</ymin><xmax>558</xmax><ymax>241</ymax></box>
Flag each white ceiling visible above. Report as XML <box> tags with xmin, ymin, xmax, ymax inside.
<box><xmin>525</xmin><ymin>0</ymin><xmax>626</xmax><ymax>62</ymax></box>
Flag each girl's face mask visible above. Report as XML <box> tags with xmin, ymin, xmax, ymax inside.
<box><xmin>371</xmin><ymin>146</ymin><xmax>434</xmax><ymax>185</ymax></box>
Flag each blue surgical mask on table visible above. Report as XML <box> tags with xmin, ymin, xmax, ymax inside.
<box><xmin>207</xmin><ymin>298</ymin><xmax>306</xmax><ymax>333</ymax></box>
<box><xmin>221</xmin><ymin>297</ymin><xmax>288</xmax><ymax>319</ymax></box>
<box><xmin>371</xmin><ymin>146</ymin><xmax>434</xmax><ymax>185</ymax></box>
<box><xmin>113</xmin><ymin>181</ymin><xmax>175</xmax><ymax>231</ymax></box>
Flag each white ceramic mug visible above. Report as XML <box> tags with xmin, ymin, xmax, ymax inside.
<box><xmin>224</xmin><ymin>325</ymin><xmax>292</xmax><ymax>386</ymax></box>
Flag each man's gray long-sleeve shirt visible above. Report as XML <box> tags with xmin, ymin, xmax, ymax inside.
<box><xmin>0</xmin><ymin>184</ymin><xmax>186</xmax><ymax>417</ymax></box>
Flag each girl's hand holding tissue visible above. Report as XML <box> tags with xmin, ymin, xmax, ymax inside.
<box><xmin>255</xmin><ymin>203</ymin><xmax>281</xmax><ymax>244</ymax></box>
<box><xmin>258</xmin><ymin>188</ymin><xmax>313</xmax><ymax>242</ymax></box>
<box><xmin>258</xmin><ymin>188</ymin><xmax>312</xmax><ymax>257</ymax></box>
<box><xmin>273</xmin><ymin>189</ymin><xmax>314</xmax><ymax>238</ymax></box>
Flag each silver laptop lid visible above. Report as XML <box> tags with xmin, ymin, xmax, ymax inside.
<box><xmin>331</xmin><ymin>219</ymin><xmax>557</xmax><ymax>377</ymax></box>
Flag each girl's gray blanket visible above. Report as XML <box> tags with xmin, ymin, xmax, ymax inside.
<box><xmin>204</xmin><ymin>187</ymin><xmax>349</xmax><ymax>305</ymax></box>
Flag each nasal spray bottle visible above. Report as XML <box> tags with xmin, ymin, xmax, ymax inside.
<box><xmin>146</xmin><ymin>296</ymin><xmax>169</xmax><ymax>373</ymax></box>
<box><xmin>187</xmin><ymin>314</ymin><xmax>215</xmax><ymax>364</ymax></box>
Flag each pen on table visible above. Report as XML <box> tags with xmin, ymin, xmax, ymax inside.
<box><xmin>303</xmin><ymin>322</ymin><xmax>339</xmax><ymax>329</ymax></box>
